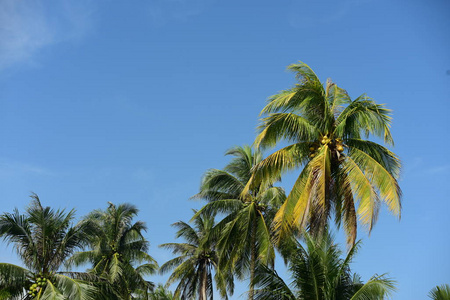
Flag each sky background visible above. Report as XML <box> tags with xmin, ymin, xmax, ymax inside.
<box><xmin>0</xmin><ymin>0</ymin><xmax>449</xmax><ymax>298</ymax></box>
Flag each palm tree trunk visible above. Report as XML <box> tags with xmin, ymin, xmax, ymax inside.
<box><xmin>248</xmin><ymin>218</ymin><xmax>257</xmax><ymax>300</ymax></box>
<box><xmin>200</xmin><ymin>262</ymin><xmax>208</xmax><ymax>300</ymax></box>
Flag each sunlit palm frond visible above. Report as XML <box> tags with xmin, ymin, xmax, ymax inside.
<box><xmin>255</xmin><ymin>113</ymin><xmax>318</xmax><ymax>149</ymax></box>
<box><xmin>335</xmin><ymin>95</ymin><xmax>394</xmax><ymax>145</ymax></box>
<box><xmin>348</xmin><ymin>148</ymin><xmax>401</xmax><ymax>218</ymax></box>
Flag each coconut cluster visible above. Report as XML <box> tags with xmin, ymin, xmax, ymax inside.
<box><xmin>27</xmin><ymin>273</ymin><xmax>48</xmax><ymax>297</ymax></box>
<box><xmin>309</xmin><ymin>135</ymin><xmax>345</xmax><ymax>158</ymax></box>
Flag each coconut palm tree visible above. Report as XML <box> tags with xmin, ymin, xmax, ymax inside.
<box><xmin>68</xmin><ymin>203</ymin><xmax>158</xmax><ymax>300</ymax></box>
<box><xmin>245</xmin><ymin>61</ymin><xmax>402</xmax><ymax>244</ymax></box>
<box><xmin>429</xmin><ymin>284</ymin><xmax>450</xmax><ymax>300</ymax></box>
<box><xmin>252</xmin><ymin>231</ymin><xmax>396</xmax><ymax>300</ymax></box>
<box><xmin>159</xmin><ymin>211</ymin><xmax>230</xmax><ymax>300</ymax></box>
<box><xmin>0</xmin><ymin>194</ymin><xmax>97</xmax><ymax>299</ymax></box>
<box><xmin>147</xmin><ymin>284</ymin><xmax>178</xmax><ymax>300</ymax></box>
<box><xmin>193</xmin><ymin>145</ymin><xmax>286</xmax><ymax>300</ymax></box>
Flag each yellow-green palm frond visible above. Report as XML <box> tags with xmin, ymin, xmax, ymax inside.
<box><xmin>287</xmin><ymin>61</ymin><xmax>322</xmax><ymax>85</ymax></box>
<box><xmin>272</xmin><ymin>165</ymin><xmax>314</xmax><ymax>243</ymax></box>
<box><xmin>307</xmin><ymin>146</ymin><xmax>331</xmax><ymax>234</ymax></box>
<box><xmin>346</xmin><ymin>139</ymin><xmax>401</xmax><ymax>179</ymax></box>
<box><xmin>335</xmin><ymin>95</ymin><xmax>394</xmax><ymax>145</ymax></box>
<box><xmin>333</xmin><ymin>170</ymin><xmax>357</xmax><ymax>246</ymax></box>
<box><xmin>348</xmin><ymin>148</ymin><xmax>402</xmax><ymax>218</ymax></box>
<box><xmin>342</xmin><ymin>156</ymin><xmax>380</xmax><ymax>232</ymax></box>
<box><xmin>255</xmin><ymin>113</ymin><xmax>319</xmax><ymax>149</ymax></box>
<box><xmin>241</xmin><ymin>143</ymin><xmax>309</xmax><ymax>198</ymax></box>
<box><xmin>325</xmin><ymin>80</ymin><xmax>352</xmax><ymax>117</ymax></box>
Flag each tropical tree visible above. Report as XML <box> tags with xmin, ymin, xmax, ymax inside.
<box><xmin>429</xmin><ymin>284</ymin><xmax>450</xmax><ymax>300</ymax></box>
<box><xmin>252</xmin><ymin>231</ymin><xmax>396</xmax><ymax>300</ymax></box>
<box><xmin>193</xmin><ymin>145</ymin><xmax>286</xmax><ymax>299</ymax></box>
<box><xmin>245</xmin><ymin>61</ymin><xmax>402</xmax><ymax>244</ymax></box>
<box><xmin>159</xmin><ymin>211</ymin><xmax>230</xmax><ymax>300</ymax></box>
<box><xmin>68</xmin><ymin>203</ymin><xmax>158</xmax><ymax>300</ymax></box>
<box><xmin>0</xmin><ymin>194</ymin><xmax>97</xmax><ymax>299</ymax></box>
<box><xmin>147</xmin><ymin>284</ymin><xmax>178</xmax><ymax>300</ymax></box>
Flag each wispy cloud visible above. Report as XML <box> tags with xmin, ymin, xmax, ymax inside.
<box><xmin>402</xmin><ymin>156</ymin><xmax>450</xmax><ymax>178</ymax></box>
<box><xmin>147</xmin><ymin>0</ymin><xmax>215</xmax><ymax>27</ymax></box>
<box><xmin>288</xmin><ymin>0</ymin><xmax>371</xmax><ymax>28</ymax></box>
<box><xmin>425</xmin><ymin>165</ymin><xmax>450</xmax><ymax>175</ymax></box>
<box><xmin>0</xmin><ymin>158</ymin><xmax>55</xmax><ymax>178</ymax></box>
<box><xmin>0</xmin><ymin>0</ymin><xmax>95</xmax><ymax>71</ymax></box>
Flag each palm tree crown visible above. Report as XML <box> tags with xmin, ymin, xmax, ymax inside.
<box><xmin>159</xmin><ymin>211</ymin><xmax>229</xmax><ymax>300</ymax></box>
<box><xmin>246</xmin><ymin>62</ymin><xmax>402</xmax><ymax>244</ymax></box>
<box><xmin>0</xmin><ymin>194</ymin><xmax>96</xmax><ymax>299</ymax></box>
<box><xmin>194</xmin><ymin>145</ymin><xmax>286</xmax><ymax>299</ymax></box>
<box><xmin>68</xmin><ymin>202</ymin><xmax>158</xmax><ymax>300</ymax></box>
<box><xmin>253</xmin><ymin>231</ymin><xmax>396</xmax><ymax>300</ymax></box>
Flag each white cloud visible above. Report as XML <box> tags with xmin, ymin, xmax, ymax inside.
<box><xmin>0</xmin><ymin>0</ymin><xmax>95</xmax><ymax>71</ymax></box>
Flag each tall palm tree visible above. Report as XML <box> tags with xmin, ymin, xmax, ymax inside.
<box><xmin>252</xmin><ymin>231</ymin><xmax>396</xmax><ymax>300</ymax></box>
<box><xmin>194</xmin><ymin>146</ymin><xmax>286</xmax><ymax>300</ymax></box>
<box><xmin>429</xmin><ymin>284</ymin><xmax>450</xmax><ymax>300</ymax></box>
<box><xmin>0</xmin><ymin>194</ymin><xmax>97</xmax><ymax>299</ymax></box>
<box><xmin>159</xmin><ymin>211</ymin><xmax>230</xmax><ymax>300</ymax></box>
<box><xmin>245</xmin><ymin>62</ymin><xmax>402</xmax><ymax>244</ymax></box>
<box><xmin>68</xmin><ymin>203</ymin><xmax>158</xmax><ymax>300</ymax></box>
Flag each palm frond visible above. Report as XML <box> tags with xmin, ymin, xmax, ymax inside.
<box><xmin>429</xmin><ymin>284</ymin><xmax>450</xmax><ymax>300</ymax></box>
<box><xmin>350</xmin><ymin>274</ymin><xmax>396</xmax><ymax>300</ymax></box>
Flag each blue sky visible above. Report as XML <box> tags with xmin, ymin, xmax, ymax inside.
<box><xmin>0</xmin><ymin>0</ymin><xmax>449</xmax><ymax>298</ymax></box>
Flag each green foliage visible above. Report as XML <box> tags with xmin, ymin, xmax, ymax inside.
<box><xmin>160</xmin><ymin>211</ymin><xmax>229</xmax><ymax>300</ymax></box>
<box><xmin>68</xmin><ymin>202</ymin><xmax>158</xmax><ymax>299</ymax></box>
<box><xmin>253</xmin><ymin>231</ymin><xmax>396</xmax><ymax>300</ymax></box>
<box><xmin>194</xmin><ymin>145</ymin><xmax>286</xmax><ymax>299</ymax></box>
<box><xmin>247</xmin><ymin>61</ymin><xmax>402</xmax><ymax>245</ymax></box>
<box><xmin>429</xmin><ymin>284</ymin><xmax>450</xmax><ymax>300</ymax></box>
<box><xmin>0</xmin><ymin>194</ymin><xmax>97</xmax><ymax>300</ymax></box>
<box><xmin>147</xmin><ymin>284</ymin><xmax>178</xmax><ymax>300</ymax></box>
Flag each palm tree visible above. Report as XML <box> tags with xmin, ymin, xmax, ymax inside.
<box><xmin>68</xmin><ymin>203</ymin><xmax>158</xmax><ymax>300</ymax></box>
<box><xmin>245</xmin><ymin>61</ymin><xmax>402</xmax><ymax>244</ymax></box>
<box><xmin>0</xmin><ymin>194</ymin><xmax>97</xmax><ymax>299</ymax></box>
<box><xmin>252</xmin><ymin>231</ymin><xmax>396</xmax><ymax>300</ymax></box>
<box><xmin>147</xmin><ymin>284</ymin><xmax>178</xmax><ymax>300</ymax></box>
<box><xmin>159</xmin><ymin>211</ymin><xmax>230</xmax><ymax>300</ymax></box>
<box><xmin>193</xmin><ymin>145</ymin><xmax>286</xmax><ymax>300</ymax></box>
<box><xmin>429</xmin><ymin>284</ymin><xmax>450</xmax><ymax>300</ymax></box>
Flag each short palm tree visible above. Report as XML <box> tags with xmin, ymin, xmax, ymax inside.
<box><xmin>0</xmin><ymin>194</ymin><xmax>96</xmax><ymax>299</ymax></box>
<box><xmin>193</xmin><ymin>145</ymin><xmax>286</xmax><ymax>300</ymax></box>
<box><xmin>147</xmin><ymin>284</ymin><xmax>178</xmax><ymax>300</ymax></box>
<box><xmin>246</xmin><ymin>62</ymin><xmax>402</xmax><ymax>244</ymax></box>
<box><xmin>68</xmin><ymin>203</ymin><xmax>158</xmax><ymax>300</ymax></box>
<box><xmin>429</xmin><ymin>284</ymin><xmax>450</xmax><ymax>300</ymax></box>
<box><xmin>159</xmin><ymin>211</ymin><xmax>230</xmax><ymax>300</ymax></box>
<box><xmin>252</xmin><ymin>231</ymin><xmax>396</xmax><ymax>300</ymax></box>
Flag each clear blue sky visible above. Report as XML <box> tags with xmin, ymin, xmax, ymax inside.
<box><xmin>0</xmin><ymin>0</ymin><xmax>449</xmax><ymax>298</ymax></box>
